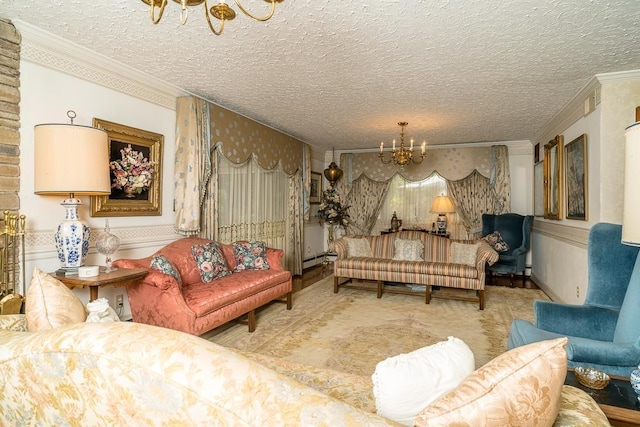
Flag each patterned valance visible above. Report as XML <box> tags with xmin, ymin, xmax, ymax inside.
<box><xmin>340</xmin><ymin>146</ymin><xmax>492</xmax><ymax>183</ymax></box>
<box><xmin>208</xmin><ymin>103</ymin><xmax>305</xmax><ymax>175</ymax></box>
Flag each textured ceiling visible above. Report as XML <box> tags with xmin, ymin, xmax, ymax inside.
<box><xmin>1</xmin><ymin>1</ymin><xmax>640</xmax><ymax>151</ymax></box>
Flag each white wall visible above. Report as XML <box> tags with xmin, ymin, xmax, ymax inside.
<box><xmin>303</xmin><ymin>147</ymin><xmax>329</xmax><ymax>267</ymax></box>
<box><xmin>19</xmin><ymin>61</ymin><xmax>181</xmax><ymax>318</ymax></box>
<box><xmin>532</xmin><ymin>71</ymin><xmax>640</xmax><ymax>304</ymax></box>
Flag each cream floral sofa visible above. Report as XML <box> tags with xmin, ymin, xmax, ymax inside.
<box><xmin>333</xmin><ymin>231</ymin><xmax>499</xmax><ymax>309</ymax></box>
<box><xmin>0</xmin><ymin>316</ymin><xmax>609</xmax><ymax>426</ymax></box>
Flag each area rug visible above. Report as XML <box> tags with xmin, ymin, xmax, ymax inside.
<box><xmin>205</xmin><ymin>277</ymin><xmax>549</xmax><ymax>377</ymax></box>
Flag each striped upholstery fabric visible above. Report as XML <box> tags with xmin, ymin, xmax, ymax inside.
<box><xmin>333</xmin><ymin>231</ymin><xmax>499</xmax><ymax>308</ymax></box>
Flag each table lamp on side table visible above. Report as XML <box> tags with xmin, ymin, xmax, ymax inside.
<box><xmin>34</xmin><ymin>111</ymin><xmax>111</xmax><ymax>275</ymax></box>
<box><xmin>430</xmin><ymin>195</ymin><xmax>455</xmax><ymax>234</ymax></box>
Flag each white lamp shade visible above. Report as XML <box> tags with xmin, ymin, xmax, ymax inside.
<box><xmin>622</xmin><ymin>122</ymin><xmax>640</xmax><ymax>246</ymax></box>
<box><xmin>430</xmin><ymin>195</ymin><xmax>456</xmax><ymax>213</ymax></box>
<box><xmin>34</xmin><ymin>124</ymin><xmax>111</xmax><ymax>195</ymax></box>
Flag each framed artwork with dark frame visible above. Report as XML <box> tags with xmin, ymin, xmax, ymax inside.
<box><xmin>544</xmin><ymin>135</ymin><xmax>563</xmax><ymax>220</ymax></box>
<box><xmin>565</xmin><ymin>134</ymin><xmax>588</xmax><ymax>220</ymax></box>
<box><xmin>90</xmin><ymin>118</ymin><xmax>163</xmax><ymax>217</ymax></box>
<box><xmin>534</xmin><ymin>143</ymin><xmax>540</xmax><ymax>164</ymax></box>
<box><xmin>309</xmin><ymin>171</ymin><xmax>322</xmax><ymax>204</ymax></box>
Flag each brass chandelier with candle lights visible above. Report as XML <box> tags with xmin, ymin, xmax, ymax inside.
<box><xmin>379</xmin><ymin>121</ymin><xmax>426</xmax><ymax>166</ymax></box>
<box><xmin>141</xmin><ymin>0</ymin><xmax>280</xmax><ymax>35</ymax></box>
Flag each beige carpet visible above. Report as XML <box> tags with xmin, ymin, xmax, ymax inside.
<box><xmin>205</xmin><ymin>276</ymin><xmax>549</xmax><ymax>377</ymax></box>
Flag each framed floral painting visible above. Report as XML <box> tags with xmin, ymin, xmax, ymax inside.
<box><xmin>90</xmin><ymin>118</ymin><xmax>163</xmax><ymax>217</ymax></box>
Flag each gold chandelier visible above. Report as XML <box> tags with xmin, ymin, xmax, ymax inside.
<box><xmin>379</xmin><ymin>121</ymin><xmax>426</xmax><ymax>166</ymax></box>
<box><xmin>141</xmin><ymin>0</ymin><xmax>280</xmax><ymax>36</ymax></box>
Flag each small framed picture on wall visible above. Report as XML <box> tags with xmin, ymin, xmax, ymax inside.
<box><xmin>310</xmin><ymin>171</ymin><xmax>322</xmax><ymax>204</ymax></box>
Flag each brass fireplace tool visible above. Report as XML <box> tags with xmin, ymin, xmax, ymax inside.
<box><xmin>0</xmin><ymin>210</ymin><xmax>26</xmax><ymax>314</ymax></box>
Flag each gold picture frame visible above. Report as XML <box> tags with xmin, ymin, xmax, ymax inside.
<box><xmin>90</xmin><ymin>118</ymin><xmax>163</xmax><ymax>217</ymax></box>
<box><xmin>309</xmin><ymin>171</ymin><xmax>322</xmax><ymax>204</ymax></box>
<box><xmin>544</xmin><ymin>135</ymin><xmax>563</xmax><ymax>220</ymax></box>
<box><xmin>565</xmin><ymin>134</ymin><xmax>588</xmax><ymax>220</ymax></box>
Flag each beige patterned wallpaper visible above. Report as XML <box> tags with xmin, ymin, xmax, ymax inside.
<box><xmin>342</xmin><ymin>146</ymin><xmax>492</xmax><ymax>182</ymax></box>
<box><xmin>209</xmin><ymin>104</ymin><xmax>304</xmax><ymax>175</ymax></box>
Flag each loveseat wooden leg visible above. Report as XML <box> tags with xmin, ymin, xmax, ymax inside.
<box><xmin>247</xmin><ymin>310</ymin><xmax>256</xmax><ymax>332</ymax></box>
<box><xmin>425</xmin><ymin>285</ymin><xmax>431</xmax><ymax>304</ymax></box>
<box><xmin>376</xmin><ymin>280</ymin><xmax>383</xmax><ymax>298</ymax></box>
<box><xmin>479</xmin><ymin>290</ymin><xmax>485</xmax><ymax>310</ymax></box>
<box><xmin>334</xmin><ymin>276</ymin><xmax>339</xmax><ymax>293</ymax></box>
<box><xmin>286</xmin><ymin>291</ymin><xmax>292</xmax><ymax>310</ymax></box>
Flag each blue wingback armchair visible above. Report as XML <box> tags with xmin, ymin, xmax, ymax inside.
<box><xmin>508</xmin><ymin>223</ymin><xmax>640</xmax><ymax>377</ymax></box>
<box><xmin>481</xmin><ymin>213</ymin><xmax>534</xmax><ymax>286</ymax></box>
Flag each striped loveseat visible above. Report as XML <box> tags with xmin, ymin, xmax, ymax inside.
<box><xmin>333</xmin><ymin>230</ymin><xmax>499</xmax><ymax>309</ymax></box>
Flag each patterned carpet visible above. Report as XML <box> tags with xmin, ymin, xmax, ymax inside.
<box><xmin>205</xmin><ymin>276</ymin><xmax>549</xmax><ymax>377</ymax></box>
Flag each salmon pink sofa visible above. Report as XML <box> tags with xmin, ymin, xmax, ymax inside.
<box><xmin>113</xmin><ymin>237</ymin><xmax>292</xmax><ymax>335</ymax></box>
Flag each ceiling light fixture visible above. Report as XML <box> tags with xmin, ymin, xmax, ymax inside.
<box><xmin>141</xmin><ymin>0</ymin><xmax>280</xmax><ymax>36</ymax></box>
<box><xmin>379</xmin><ymin>121</ymin><xmax>426</xmax><ymax>166</ymax></box>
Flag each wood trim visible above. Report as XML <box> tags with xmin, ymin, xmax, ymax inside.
<box><xmin>532</xmin><ymin>220</ymin><xmax>590</xmax><ymax>249</ymax></box>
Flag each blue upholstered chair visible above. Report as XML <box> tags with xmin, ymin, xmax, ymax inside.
<box><xmin>508</xmin><ymin>223</ymin><xmax>640</xmax><ymax>377</ymax></box>
<box><xmin>481</xmin><ymin>213</ymin><xmax>534</xmax><ymax>286</ymax></box>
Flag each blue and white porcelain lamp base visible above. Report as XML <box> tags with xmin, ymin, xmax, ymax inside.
<box><xmin>54</xmin><ymin>197</ymin><xmax>90</xmax><ymax>272</ymax></box>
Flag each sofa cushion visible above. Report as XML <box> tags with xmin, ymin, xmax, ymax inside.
<box><xmin>372</xmin><ymin>336</ymin><xmax>475</xmax><ymax>426</ymax></box>
<box><xmin>345</xmin><ymin>237</ymin><xmax>372</xmax><ymax>257</ymax></box>
<box><xmin>482</xmin><ymin>231</ymin><xmax>510</xmax><ymax>252</ymax></box>
<box><xmin>415</xmin><ymin>337</ymin><xmax>568</xmax><ymax>427</ymax></box>
<box><xmin>233</xmin><ymin>241</ymin><xmax>270</xmax><ymax>271</ymax></box>
<box><xmin>150</xmin><ymin>254</ymin><xmax>182</xmax><ymax>287</ymax></box>
<box><xmin>392</xmin><ymin>239</ymin><xmax>424</xmax><ymax>261</ymax></box>
<box><xmin>450</xmin><ymin>242</ymin><xmax>480</xmax><ymax>266</ymax></box>
<box><xmin>25</xmin><ymin>268</ymin><xmax>86</xmax><ymax>331</ymax></box>
<box><xmin>191</xmin><ymin>242</ymin><xmax>232</xmax><ymax>282</ymax></box>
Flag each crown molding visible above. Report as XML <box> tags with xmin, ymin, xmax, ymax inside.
<box><xmin>13</xmin><ymin>19</ymin><xmax>188</xmax><ymax>110</ymax></box>
<box><xmin>533</xmin><ymin>69</ymin><xmax>640</xmax><ymax>145</ymax></box>
<box><xmin>595</xmin><ymin>69</ymin><xmax>640</xmax><ymax>83</ymax></box>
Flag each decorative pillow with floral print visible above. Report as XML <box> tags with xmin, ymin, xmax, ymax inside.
<box><xmin>233</xmin><ymin>241</ymin><xmax>270</xmax><ymax>272</ymax></box>
<box><xmin>191</xmin><ymin>243</ymin><xmax>232</xmax><ymax>282</ymax></box>
<box><xmin>482</xmin><ymin>231</ymin><xmax>510</xmax><ymax>252</ymax></box>
<box><xmin>150</xmin><ymin>254</ymin><xmax>183</xmax><ymax>288</ymax></box>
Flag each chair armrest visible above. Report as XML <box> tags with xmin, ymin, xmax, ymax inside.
<box><xmin>567</xmin><ymin>338</ymin><xmax>640</xmax><ymax>366</ymax></box>
<box><xmin>0</xmin><ymin>314</ymin><xmax>26</xmax><ymax>332</ymax></box>
<box><xmin>138</xmin><ymin>270</ymin><xmax>182</xmax><ymax>291</ymax></box>
<box><xmin>266</xmin><ymin>247</ymin><xmax>285</xmax><ymax>271</ymax></box>
<box><xmin>511</xmin><ymin>246</ymin><xmax>528</xmax><ymax>256</ymax></box>
<box><xmin>534</xmin><ymin>301</ymin><xmax>619</xmax><ymax>341</ymax></box>
<box><xmin>476</xmin><ymin>240</ymin><xmax>499</xmax><ymax>267</ymax></box>
<box><xmin>334</xmin><ymin>238</ymin><xmax>348</xmax><ymax>259</ymax></box>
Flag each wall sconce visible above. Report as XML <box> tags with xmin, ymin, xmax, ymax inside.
<box><xmin>34</xmin><ymin>111</ymin><xmax>111</xmax><ymax>273</ymax></box>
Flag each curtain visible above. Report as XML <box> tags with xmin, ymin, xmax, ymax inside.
<box><xmin>198</xmin><ymin>144</ymin><xmax>220</xmax><ymax>240</ymax></box>
<box><xmin>447</xmin><ymin>170</ymin><xmax>497</xmax><ymax>239</ymax></box>
<box><xmin>216</xmin><ymin>154</ymin><xmax>302</xmax><ymax>274</ymax></box>
<box><xmin>344</xmin><ymin>174</ymin><xmax>391</xmax><ymax>236</ymax></box>
<box><xmin>374</xmin><ymin>172</ymin><xmax>466</xmax><ymax>238</ymax></box>
<box><xmin>174</xmin><ymin>96</ymin><xmax>211</xmax><ymax>235</ymax></box>
<box><xmin>490</xmin><ymin>145</ymin><xmax>511</xmax><ymax>213</ymax></box>
<box><xmin>288</xmin><ymin>170</ymin><xmax>304</xmax><ymax>274</ymax></box>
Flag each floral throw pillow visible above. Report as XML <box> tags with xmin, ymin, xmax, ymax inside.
<box><xmin>233</xmin><ymin>241</ymin><xmax>270</xmax><ymax>272</ymax></box>
<box><xmin>150</xmin><ymin>254</ymin><xmax>182</xmax><ymax>288</ymax></box>
<box><xmin>482</xmin><ymin>231</ymin><xmax>510</xmax><ymax>252</ymax></box>
<box><xmin>191</xmin><ymin>242</ymin><xmax>232</xmax><ymax>283</ymax></box>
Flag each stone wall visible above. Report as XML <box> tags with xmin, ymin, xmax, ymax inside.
<box><xmin>0</xmin><ymin>19</ymin><xmax>20</xmax><ymax>213</ymax></box>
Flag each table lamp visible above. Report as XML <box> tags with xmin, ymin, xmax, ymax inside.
<box><xmin>34</xmin><ymin>111</ymin><xmax>111</xmax><ymax>274</ymax></box>
<box><xmin>430</xmin><ymin>195</ymin><xmax>455</xmax><ymax>234</ymax></box>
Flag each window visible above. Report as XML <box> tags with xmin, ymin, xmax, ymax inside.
<box><xmin>373</xmin><ymin>173</ymin><xmax>462</xmax><ymax>238</ymax></box>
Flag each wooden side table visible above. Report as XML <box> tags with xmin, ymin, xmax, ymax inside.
<box><xmin>565</xmin><ymin>369</ymin><xmax>640</xmax><ymax>426</ymax></box>
<box><xmin>51</xmin><ymin>268</ymin><xmax>148</xmax><ymax>301</ymax></box>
